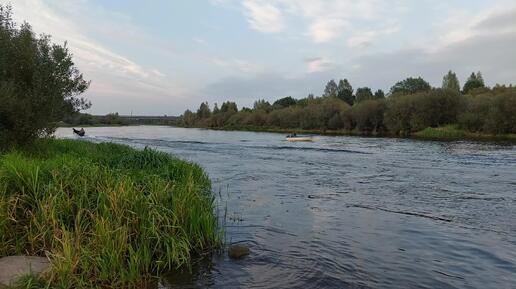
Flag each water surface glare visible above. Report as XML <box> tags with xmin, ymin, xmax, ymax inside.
<box><xmin>55</xmin><ymin>126</ymin><xmax>516</xmax><ymax>289</ymax></box>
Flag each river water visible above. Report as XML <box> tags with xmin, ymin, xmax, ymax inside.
<box><xmin>55</xmin><ymin>126</ymin><xmax>516</xmax><ymax>289</ymax></box>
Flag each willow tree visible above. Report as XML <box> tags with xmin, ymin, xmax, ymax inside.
<box><xmin>0</xmin><ymin>5</ymin><xmax>90</xmax><ymax>146</ymax></box>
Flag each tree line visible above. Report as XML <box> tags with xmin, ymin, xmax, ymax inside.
<box><xmin>178</xmin><ymin>71</ymin><xmax>516</xmax><ymax>136</ymax></box>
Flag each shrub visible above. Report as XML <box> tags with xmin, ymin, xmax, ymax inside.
<box><xmin>0</xmin><ymin>5</ymin><xmax>90</xmax><ymax>147</ymax></box>
<box><xmin>351</xmin><ymin>99</ymin><xmax>386</xmax><ymax>133</ymax></box>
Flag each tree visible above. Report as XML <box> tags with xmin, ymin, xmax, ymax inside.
<box><xmin>463</xmin><ymin>72</ymin><xmax>485</xmax><ymax>94</ymax></box>
<box><xmin>196</xmin><ymin>102</ymin><xmax>211</xmax><ymax>119</ymax></box>
<box><xmin>337</xmin><ymin>79</ymin><xmax>354</xmax><ymax>105</ymax></box>
<box><xmin>220</xmin><ymin>101</ymin><xmax>238</xmax><ymax>114</ymax></box>
<box><xmin>374</xmin><ymin>89</ymin><xmax>385</xmax><ymax>99</ymax></box>
<box><xmin>213</xmin><ymin>103</ymin><xmax>220</xmax><ymax>114</ymax></box>
<box><xmin>273</xmin><ymin>96</ymin><xmax>297</xmax><ymax>109</ymax></box>
<box><xmin>442</xmin><ymin>70</ymin><xmax>460</xmax><ymax>92</ymax></box>
<box><xmin>181</xmin><ymin>109</ymin><xmax>195</xmax><ymax>126</ymax></box>
<box><xmin>323</xmin><ymin>79</ymin><xmax>338</xmax><ymax>98</ymax></box>
<box><xmin>355</xmin><ymin>87</ymin><xmax>373</xmax><ymax>103</ymax></box>
<box><xmin>390</xmin><ymin>77</ymin><xmax>431</xmax><ymax>95</ymax></box>
<box><xmin>253</xmin><ymin>99</ymin><xmax>272</xmax><ymax>112</ymax></box>
<box><xmin>0</xmin><ymin>4</ymin><xmax>90</xmax><ymax>146</ymax></box>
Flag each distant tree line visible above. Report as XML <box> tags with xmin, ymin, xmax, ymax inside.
<box><xmin>62</xmin><ymin>112</ymin><xmax>178</xmax><ymax>126</ymax></box>
<box><xmin>178</xmin><ymin>71</ymin><xmax>516</xmax><ymax>136</ymax></box>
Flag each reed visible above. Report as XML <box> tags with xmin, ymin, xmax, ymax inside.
<box><xmin>0</xmin><ymin>139</ymin><xmax>220</xmax><ymax>288</ymax></box>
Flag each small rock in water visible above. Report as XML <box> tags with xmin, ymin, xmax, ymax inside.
<box><xmin>0</xmin><ymin>256</ymin><xmax>50</xmax><ymax>286</ymax></box>
<box><xmin>228</xmin><ymin>244</ymin><xmax>250</xmax><ymax>259</ymax></box>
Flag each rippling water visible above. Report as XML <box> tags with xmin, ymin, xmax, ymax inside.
<box><xmin>55</xmin><ymin>126</ymin><xmax>516</xmax><ymax>289</ymax></box>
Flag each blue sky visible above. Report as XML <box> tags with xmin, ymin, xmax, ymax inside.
<box><xmin>4</xmin><ymin>0</ymin><xmax>516</xmax><ymax>115</ymax></box>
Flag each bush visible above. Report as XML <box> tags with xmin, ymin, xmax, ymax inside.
<box><xmin>459</xmin><ymin>88</ymin><xmax>516</xmax><ymax>134</ymax></box>
<box><xmin>0</xmin><ymin>5</ymin><xmax>89</xmax><ymax>147</ymax></box>
<box><xmin>385</xmin><ymin>89</ymin><xmax>464</xmax><ymax>135</ymax></box>
<box><xmin>351</xmin><ymin>99</ymin><xmax>386</xmax><ymax>133</ymax></box>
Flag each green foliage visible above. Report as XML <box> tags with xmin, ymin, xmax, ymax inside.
<box><xmin>273</xmin><ymin>96</ymin><xmax>297</xmax><ymax>109</ymax></box>
<box><xmin>351</xmin><ymin>100</ymin><xmax>386</xmax><ymax>133</ymax></box>
<box><xmin>101</xmin><ymin>112</ymin><xmax>129</xmax><ymax>125</ymax></box>
<box><xmin>389</xmin><ymin>77</ymin><xmax>431</xmax><ymax>95</ymax></box>
<box><xmin>0</xmin><ymin>139</ymin><xmax>220</xmax><ymax>288</ymax></box>
<box><xmin>355</xmin><ymin>87</ymin><xmax>374</xmax><ymax>103</ymax></box>
<box><xmin>385</xmin><ymin>89</ymin><xmax>464</xmax><ymax>135</ymax></box>
<box><xmin>253</xmin><ymin>99</ymin><xmax>272</xmax><ymax>112</ymax></box>
<box><xmin>0</xmin><ymin>5</ymin><xmax>90</xmax><ymax>147</ymax></box>
<box><xmin>323</xmin><ymin>79</ymin><xmax>338</xmax><ymax>98</ymax></box>
<box><xmin>458</xmin><ymin>86</ymin><xmax>516</xmax><ymax>134</ymax></box>
<box><xmin>463</xmin><ymin>72</ymin><xmax>485</xmax><ymax>94</ymax></box>
<box><xmin>374</xmin><ymin>89</ymin><xmax>385</xmax><ymax>99</ymax></box>
<box><xmin>337</xmin><ymin>79</ymin><xmax>354</xmax><ymax>105</ymax></box>
<box><xmin>442</xmin><ymin>70</ymin><xmax>461</xmax><ymax>92</ymax></box>
<box><xmin>177</xmin><ymin>73</ymin><xmax>514</xmax><ymax>139</ymax></box>
<box><xmin>196</xmin><ymin>102</ymin><xmax>211</xmax><ymax>119</ymax></box>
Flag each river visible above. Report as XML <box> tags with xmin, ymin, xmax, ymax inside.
<box><xmin>55</xmin><ymin>126</ymin><xmax>516</xmax><ymax>289</ymax></box>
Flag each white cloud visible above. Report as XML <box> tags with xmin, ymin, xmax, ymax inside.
<box><xmin>236</xmin><ymin>0</ymin><xmax>399</xmax><ymax>43</ymax></box>
<box><xmin>309</xmin><ymin>18</ymin><xmax>348</xmax><ymax>43</ymax></box>
<box><xmin>431</xmin><ymin>5</ymin><xmax>516</xmax><ymax>51</ymax></box>
<box><xmin>242</xmin><ymin>0</ymin><xmax>285</xmax><ymax>33</ymax></box>
<box><xmin>306</xmin><ymin>57</ymin><xmax>332</xmax><ymax>73</ymax></box>
<box><xmin>347</xmin><ymin>23</ymin><xmax>400</xmax><ymax>48</ymax></box>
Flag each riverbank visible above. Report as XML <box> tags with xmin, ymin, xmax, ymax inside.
<box><xmin>0</xmin><ymin>139</ymin><xmax>220</xmax><ymax>288</ymax></box>
<box><xmin>175</xmin><ymin>124</ymin><xmax>516</xmax><ymax>143</ymax></box>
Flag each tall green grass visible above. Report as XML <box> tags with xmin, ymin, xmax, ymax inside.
<box><xmin>0</xmin><ymin>139</ymin><xmax>220</xmax><ymax>288</ymax></box>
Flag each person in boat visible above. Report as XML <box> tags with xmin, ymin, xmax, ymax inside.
<box><xmin>73</xmin><ymin>128</ymin><xmax>85</xmax><ymax>137</ymax></box>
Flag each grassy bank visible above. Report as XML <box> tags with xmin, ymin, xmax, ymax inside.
<box><xmin>0</xmin><ymin>139</ymin><xmax>220</xmax><ymax>288</ymax></box>
<box><xmin>413</xmin><ymin>125</ymin><xmax>516</xmax><ymax>142</ymax></box>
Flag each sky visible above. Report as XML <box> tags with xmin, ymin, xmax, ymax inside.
<box><xmin>3</xmin><ymin>0</ymin><xmax>516</xmax><ymax>115</ymax></box>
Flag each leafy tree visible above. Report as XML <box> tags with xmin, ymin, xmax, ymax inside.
<box><xmin>355</xmin><ymin>87</ymin><xmax>373</xmax><ymax>103</ymax></box>
<box><xmin>220</xmin><ymin>101</ymin><xmax>238</xmax><ymax>115</ymax></box>
<box><xmin>0</xmin><ymin>4</ymin><xmax>90</xmax><ymax>146</ymax></box>
<box><xmin>374</xmin><ymin>89</ymin><xmax>385</xmax><ymax>99</ymax></box>
<box><xmin>390</xmin><ymin>77</ymin><xmax>431</xmax><ymax>95</ymax></box>
<box><xmin>351</xmin><ymin>100</ymin><xmax>386</xmax><ymax>133</ymax></box>
<box><xmin>337</xmin><ymin>79</ymin><xmax>354</xmax><ymax>105</ymax></box>
<box><xmin>442</xmin><ymin>70</ymin><xmax>460</xmax><ymax>92</ymax></box>
<box><xmin>385</xmin><ymin>89</ymin><xmax>463</xmax><ymax>135</ymax></box>
<box><xmin>181</xmin><ymin>109</ymin><xmax>195</xmax><ymax>126</ymax></box>
<box><xmin>463</xmin><ymin>72</ymin><xmax>485</xmax><ymax>94</ymax></box>
<box><xmin>213</xmin><ymin>103</ymin><xmax>220</xmax><ymax>114</ymax></box>
<box><xmin>253</xmin><ymin>99</ymin><xmax>272</xmax><ymax>112</ymax></box>
<box><xmin>273</xmin><ymin>96</ymin><xmax>297</xmax><ymax>109</ymax></box>
<box><xmin>324</xmin><ymin>79</ymin><xmax>338</xmax><ymax>98</ymax></box>
<box><xmin>196</xmin><ymin>102</ymin><xmax>211</xmax><ymax>119</ymax></box>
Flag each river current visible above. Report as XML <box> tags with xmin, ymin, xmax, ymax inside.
<box><xmin>55</xmin><ymin>126</ymin><xmax>516</xmax><ymax>289</ymax></box>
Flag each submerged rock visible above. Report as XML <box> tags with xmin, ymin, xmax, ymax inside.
<box><xmin>228</xmin><ymin>244</ymin><xmax>250</xmax><ymax>259</ymax></box>
<box><xmin>0</xmin><ymin>256</ymin><xmax>50</xmax><ymax>286</ymax></box>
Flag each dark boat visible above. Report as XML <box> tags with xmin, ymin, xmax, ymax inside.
<box><xmin>73</xmin><ymin>128</ymin><xmax>85</xmax><ymax>137</ymax></box>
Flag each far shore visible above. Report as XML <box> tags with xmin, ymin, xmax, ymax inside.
<box><xmin>173</xmin><ymin>125</ymin><xmax>516</xmax><ymax>143</ymax></box>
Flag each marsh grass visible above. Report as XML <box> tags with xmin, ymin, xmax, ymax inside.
<box><xmin>0</xmin><ymin>139</ymin><xmax>220</xmax><ymax>288</ymax></box>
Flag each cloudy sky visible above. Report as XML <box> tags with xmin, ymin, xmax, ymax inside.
<box><xmin>4</xmin><ymin>0</ymin><xmax>516</xmax><ymax>115</ymax></box>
